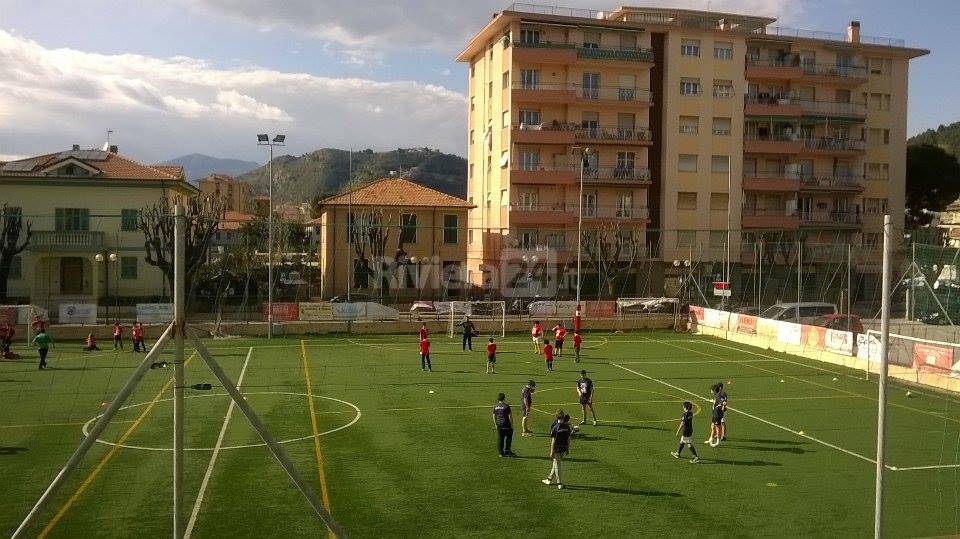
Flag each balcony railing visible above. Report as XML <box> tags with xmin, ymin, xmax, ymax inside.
<box><xmin>745</xmin><ymin>95</ymin><xmax>797</xmax><ymax>106</ymax></box>
<box><xmin>746</xmin><ymin>55</ymin><xmax>801</xmax><ymax>68</ymax></box>
<box><xmin>27</xmin><ymin>230</ymin><xmax>105</xmax><ymax>250</ymax></box>
<box><xmin>801</xmin><ymin>63</ymin><xmax>868</xmax><ymax>79</ymax></box>
<box><xmin>512</xmin><ymin>40</ymin><xmax>654</xmax><ymax>63</ymax></box>
<box><xmin>743</xmin><ymin>208</ymin><xmax>798</xmax><ymax>217</ymax></box>
<box><xmin>574</xmin><ymin>124</ymin><xmax>653</xmax><ymax>143</ymax></box>
<box><xmin>800</xmin><ymin>211</ymin><xmax>862</xmax><ymax>224</ymax></box>
<box><xmin>744</xmin><ymin>133</ymin><xmax>800</xmax><ymax>143</ymax></box>
<box><xmin>802</xmin><ymin>137</ymin><xmax>866</xmax><ymax>152</ymax></box>
<box><xmin>797</xmin><ymin>100</ymin><xmax>867</xmax><ymax>116</ymax></box>
<box><xmin>511</xmin><ymin>203</ymin><xmax>650</xmax><ymax>220</ymax></box>
<box><xmin>752</xmin><ymin>25</ymin><xmax>906</xmax><ymax>48</ymax></box>
<box><xmin>582</xmin><ymin>166</ymin><xmax>652</xmax><ymax>182</ymax></box>
<box><xmin>800</xmin><ymin>174</ymin><xmax>865</xmax><ymax>189</ymax></box>
<box><xmin>512</xmin><ymin>82</ymin><xmax>652</xmax><ymax>103</ymax></box>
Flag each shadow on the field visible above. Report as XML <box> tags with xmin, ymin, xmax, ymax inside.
<box><xmin>0</xmin><ymin>446</ymin><xmax>27</xmax><ymax>456</ymax></box>
<box><xmin>514</xmin><ymin>456</ymin><xmax>600</xmax><ymax>463</ymax></box>
<box><xmin>607</xmin><ymin>424</ymin><xmax>667</xmax><ymax>432</ymax></box>
<box><xmin>563</xmin><ymin>485</ymin><xmax>682</xmax><ymax>497</ymax></box>
<box><xmin>701</xmin><ymin>458</ymin><xmax>781</xmax><ymax>466</ymax></box>
<box><xmin>731</xmin><ymin>438</ymin><xmax>808</xmax><ymax>445</ymax></box>
<box><xmin>718</xmin><ymin>444</ymin><xmax>812</xmax><ymax>454</ymax></box>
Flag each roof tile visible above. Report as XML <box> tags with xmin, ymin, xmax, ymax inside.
<box><xmin>319</xmin><ymin>178</ymin><xmax>471</xmax><ymax>208</ymax></box>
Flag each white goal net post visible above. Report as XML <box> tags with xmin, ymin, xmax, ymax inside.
<box><xmin>446</xmin><ymin>301</ymin><xmax>506</xmax><ymax>338</ymax></box>
<box><xmin>0</xmin><ymin>305</ymin><xmax>49</xmax><ymax>344</ymax></box>
<box><xmin>862</xmin><ymin>329</ymin><xmax>960</xmax><ymax>385</ymax></box>
<box><xmin>616</xmin><ymin>297</ymin><xmax>680</xmax><ymax>317</ymax></box>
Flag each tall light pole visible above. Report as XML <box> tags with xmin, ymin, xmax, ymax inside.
<box><xmin>576</xmin><ymin>147</ymin><xmax>593</xmax><ymax>306</ymax></box>
<box><xmin>257</xmin><ymin>134</ymin><xmax>285</xmax><ymax>339</ymax></box>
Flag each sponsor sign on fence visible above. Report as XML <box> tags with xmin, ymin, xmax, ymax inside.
<box><xmin>332</xmin><ymin>302</ymin><xmax>366</xmax><ymax>321</ymax></box>
<box><xmin>824</xmin><ymin>329</ymin><xmax>854</xmax><ymax>355</ymax></box>
<box><xmin>298</xmin><ymin>302</ymin><xmax>332</xmax><ymax>321</ymax></box>
<box><xmin>59</xmin><ymin>303</ymin><xmax>97</xmax><ymax>324</ymax></box>
<box><xmin>136</xmin><ymin>303</ymin><xmax>174</xmax><ymax>323</ymax></box>
<box><xmin>261</xmin><ymin>302</ymin><xmax>299</xmax><ymax>322</ymax></box>
<box><xmin>914</xmin><ymin>343</ymin><xmax>955</xmax><ymax>373</ymax></box>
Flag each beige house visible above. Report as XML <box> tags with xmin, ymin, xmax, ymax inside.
<box><xmin>314</xmin><ymin>178</ymin><xmax>473</xmax><ymax>299</ymax></box>
<box><xmin>197</xmin><ymin>173</ymin><xmax>252</xmax><ymax>213</ymax></box>
<box><xmin>0</xmin><ymin>146</ymin><xmax>197</xmax><ymax>313</ymax></box>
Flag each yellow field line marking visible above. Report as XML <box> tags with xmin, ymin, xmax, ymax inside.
<box><xmin>300</xmin><ymin>340</ymin><xmax>333</xmax><ymax>538</ymax></box>
<box><xmin>39</xmin><ymin>352</ymin><xmax>196</xmax><ymax>537</ymax></box>
<box><xmin>0</xmin><ymin>420</ymin><xmax>137</xmax><ymax>430</ymax></box>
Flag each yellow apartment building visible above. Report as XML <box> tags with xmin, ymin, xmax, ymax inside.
<box><xmin>197</xmin><ymin>173</ymin><xmax>253</xmax><ymax>214</ymax></box>
<box><xmin>0</xmin><ymin>146</ymin><xmax>197</xmax><ymax>313</ymax></box>
<box><xmin>314</xmin><ymin>178</ymin><xmax>473</xmax><ymax>299</ymax></box>
<box><xmin>457</xmin><ymin>3</ymin><xmax>927</xmax><ymax>298</ymax></box>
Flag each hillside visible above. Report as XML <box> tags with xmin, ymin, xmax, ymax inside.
<box><xmin>238</xmin><ymin>148</ymin><xmax>467</xmax><ymax>203</ymax></box>
<box><xmin>162</xmin><ymin>153</ymin><xmax>260</xmax><ymax>183</ymax></box>
<box><xmin>909</xmin><ymin>121</ymin><xmax>960</xmax><ymax>159</ymax></box>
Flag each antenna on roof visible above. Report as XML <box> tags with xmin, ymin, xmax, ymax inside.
<box><xmin>100</xmin><ymin>129</ymin><xmax>114</xmax><ymax>152</ymax></box>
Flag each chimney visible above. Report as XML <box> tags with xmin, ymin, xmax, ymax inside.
<box><xmin>718</xmin><ymin>18</ymin><xmax>732</xmax><ymax>31</ymax></box>
<box><xmin>847</xmin><ymin>20</ymin><xmax>861</xmax><ymax>43</ymax></box>
<box><xmin>72</xmin><ymin>144</ymin><xmax>80</xmax><ymax>151</ymax></box>
<box><xmin>108</xmin><ymin>145</ymin><xmax>118</xmax><ymax>154</ymax></box>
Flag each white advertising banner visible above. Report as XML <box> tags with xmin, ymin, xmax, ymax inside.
<box><xmin>777</xmin><ymin>321</ymin><xmax>803</xmax><ymax>345</ymax></box>
<box><xmin>857</xmin><ymin>333</ymin><xmax>882</xmax><ymax>363</ymax></box>
<box><xmin>332</xmin><ymin>302</ymin><xmax>366</xmax><ymax>321</ymax></box>
<box><xmin>824</xmin><ymin>329</ymin><xmax>855</xmax><ymax>355</ymax></box>
<box><xmin>364</xmin><ymin>302</ymin><xmax>400</xmax><ymax>321</ymax></box>
<box><xmin>702</xmin><ymin>308</ymin><xmax>721</xmax><ymax>328</ymax></box>
<box><xmin>59</xmin><ymin>303</ymin><xmax>97</xmax><ymax>324</ymax></box>
<box><xmin>136</xmin><ymin>303</ymin><xmax>174</xmax><ymax>323</ymax></box>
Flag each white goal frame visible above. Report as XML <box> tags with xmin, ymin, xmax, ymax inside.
<box><xmin>447</xmin><ymin>301</ymin><xmax>506</xmax><ymax>338</ymax></box>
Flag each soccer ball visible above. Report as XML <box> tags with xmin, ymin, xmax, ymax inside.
<box><xmin>572</xmin><ymin>425</ymin><xmax>580</xmax><ymax>433</ymax></box>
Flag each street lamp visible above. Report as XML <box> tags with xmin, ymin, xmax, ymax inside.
<box><xmin>95</xmin><ymin>251</ymin><xmax>118</xmax><ymax>320</ymax></box>
<box><xmin>576</xmin><ymin>147</ymin><xmax>594</xmax><ymax>306</ymax></box>
<box><xmin>257</xmin><ymin>133</ymin><xmax>286</xmax><ymax>339</ymax></box>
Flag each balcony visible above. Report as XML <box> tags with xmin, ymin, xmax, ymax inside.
<box><xmin>800</xmin><ymin>211</ymin><xmax>862</xmax><ymax>228</ymax></box>
<box><xmin>574</xmin><ymin>124</ymin><xmax>653</xmax><ymax>146</ymax></box>
<box><xmin>742</xmin><ymin>172</ymin><xmax>802</xmax><ymax>192</ymax></box>
<box><xmin>582</xmin><ymin>205</ymin><xmax>651</xmax><ymax>222</ymax></box>
<box><xmin>798</xmin><ymin>100</ymin><xmax>867</xmax><ymax>120</ymax></box>
<box><xmin>582</xmin><ymin>166</ymin><xmax>652</xmax><ymax>185</ymax></box>
<box><xmin>510</xmin><ymin>163</ymin><xmax>577</xmax><ymax>185</ymax></box>
<box><xmin>799</xmin><ymin>174</ymin><xmax>865</xmax><ymax>192</ymax></box>
<box><xmin>574</xmin><ymin>85</ymin><xmax>653</xmax><ymax>105</ymax></box>
<box><xmin>511</xmin><ymin>123</ymin><xmax>575</xmax><ymax>145</ymax></box>
<box><xmin>745</xmin><ymin>56</ymin><xmax>803</xmax><ymax>81</ymax></box>
<box><xmin>744</xmin><ymin>95</ymin><xmax>803</xmax><ymax>117</ymax></box>
<box><xmin>800</xmin><ymin>63</ymin><xmax>868</xmax><ymax>84</ymax></box>
<box><xmin>742</xmin><ymin>208</ymin><xmax>800</xmax><ymax>229</ymax></box>
<box><xmin>509</xmin><ymin>203</ymin><xmax>577</xmax><ymax>226</ymax></box>
<box><xmin>511</xmin><ymin>82</ymin><xmax>577</xmax><ymax>104</ymax></box>
<box><xmin>744</xmin><ymin>134</ymin><xmax>804</xmax><ymax>154</ymax></box>
<box><xmin>576</xmin><ymin>46</ymin><xmax>654</xmax><ymax>64</ymax></box>
<box><xmin>511</xmin><ymin>41</ymin><xmax>577</xmax><ymax>64</ymax></box>
<box><xmin>801</xmin><ymin>137</ymin><xmax>866</xmax><ymax>155</ymax></box>
<box><xmin>27</xmin><ymin>230</ymin><xmax>105</xmax><ymax>251</ymax></box>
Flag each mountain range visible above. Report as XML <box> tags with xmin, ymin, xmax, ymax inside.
<box><xmin>908</xmin><ymin>121</ymin><xmax>960</xmax><ymax>159</ymax></box>
<box><xmin>161</xmin><ymin>153</ymin><xmax>260</xmax><ymax>183</ymax></box>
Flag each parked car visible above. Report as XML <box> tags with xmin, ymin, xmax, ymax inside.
<box><xmin>760</xmin><ymin>302</ymin><xmax>837</xmax><ymax>321</ymax></box>
<box><xmin>800</xmin><ymin>313</ymin><xmax>864</xmax><ymax>334</ymax></box>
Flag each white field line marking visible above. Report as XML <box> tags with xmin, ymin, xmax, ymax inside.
<box><xmin>614</xmin><ymin>358</ymin><xmax>784</xmax><ymax>365</ymax></box>
<box><xmin>887</xmin><ymin>463</ymin><xmax>960</xmax><ymax>471</ymax></box>
<box><xmin>184</xmin><ymin>346</ymin><xmax>254</xmax><ymax>538</ymax></box>
<box><xmin>609</xmin><ymin>362</ymin><xmax>880</xmax><ymax>466</ymax></box>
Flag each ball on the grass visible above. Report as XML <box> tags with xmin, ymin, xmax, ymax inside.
<box><xmin>798</xmin><ymin>430</ymin><xmax>805</xmax><ymax>435</ymax></box>
<box><xmin>906</xmin><ymin>391</ymin><xmax>913</xmax><ymax>398</ymax></box>
<box><xmin>779</xmin><ymin>379</ymin><xmax>785</xmax><ymax>383</ymax></box>
<box><xmin>428</xmin><ymin>390</ymin><xmax>435</xmax><ymax>394</ymax></box>
<box><xmin>832</xmin><ymin>377</ymin><xmax>838</xmax><ymax>382</ymax></box>
<box><xmin>572</xmin><ymin>425</ymin><xmax>580</xmax><ymax>432</ymax></box>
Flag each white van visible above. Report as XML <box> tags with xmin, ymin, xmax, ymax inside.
<box><xmin>760</xmin><ymin>302</ymin><xmax>836</xmax><ymax>321</ymax></box>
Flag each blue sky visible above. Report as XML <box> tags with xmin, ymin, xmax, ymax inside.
<box><xmin>0</xmin><ymin>0</ymin><xmax>955</xmax><ymax>163</ymax></box>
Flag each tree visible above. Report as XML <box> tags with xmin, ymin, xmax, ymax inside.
<box><xmin>906</xmin><ymin>143</ymin><xmax>960</xmax><ymax>227</ymax></box>
<box><xmin>581</xmin><ymin>224</ymin><xmax>643</xmax><ymax>297</ymax></box>
<box><xmin>349</xmin><ymin>209</ymin><xmax>394</xmax><ymax>292</ymax></box>
<box><xmin>0</xmin><ymin>203</ymin><xmax>32</xmax><ymax>301</ymax></box>
<box><xmin>138</xmin><ymin>194</ymin><xmax>226</xmax><ymax>303</ymax></box>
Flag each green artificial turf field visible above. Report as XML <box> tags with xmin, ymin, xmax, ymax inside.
<box><xmin>2</xmin><ymin>330</ymin><xmax>960</xmax><ymax>537</ymax></box>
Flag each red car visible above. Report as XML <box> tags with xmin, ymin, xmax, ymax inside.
<box><xmin>801</xmin><ymin>313</ymin><xmax>864</xmax><ymax>334</ymax></box>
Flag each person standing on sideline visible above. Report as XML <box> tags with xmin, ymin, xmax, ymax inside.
<box><xmin>419</xmin><ymin>337</ymin><xmax>432</xmax><ymax>372</ymax></box>
<box><xmin>704</xmin><ymin>383</ymin><xmax>726</xmax><ymax>447</ymax></box>
<box><xmin>520</xmin><ymin>380</ymin><xmax>536</xmax><ymax>436</ymax></box>
<box><xmin>459</xmin><ymin>316</ymin><xmax>477</xmax><ymax>352</ymax></box>
<box><xmin>552</xmin><ymin>323</ymin><xmax>567</xmax><ymax>357</ymax></box>
<box><xmin>716</xmin><ymin>382</ymin><xmax>728</xmax><ymax>442</ymax></box>
<box><xmin>531</xmin><ymin>320</ymin><xmax>544</xmax><ymax>354</ymax></box>
<box><xmin>486</xmin><ymin>337</ymin><xmax>497</xmax><ymax>374</ymax></box>
<box><xmin>418</xmin><ymin>322</ymin><xmax>428</xmax><ymax>342</ymax></box>
<box><xmin>132</xmin><ymin>323</ymin><xmax>146</xmax><ymax>352</ymax></box>
<box><xmin>573</xmin><ymin>331</ymin><xmax>583</xmax><ymax>363</ymax></box>
<box><xmin>672</xmin><ymin>401</ymin><xmax>701</xmax><ymax>463</ymax></box>
<box><xmin>32</xmin><ymin>327</ymin><xmax>53</xmax><ymax>370</ymax></box>
<box><xmin>542</xmin><ymin>413</ymin><xmax>573</xmax><ymax>489</ymax></box>
<box><xmin>492</xmin><ymin>393</ymin><xmax>515</xmax><ymax>457</ymax></box>
<box><xmin>542</xmin><ymin>339</ymin><xmax>554</xmax><ymax>371</ymax></box>
<box><xmin>112</xmin><ymin>321</ymin><xmax>124</xmax><ymax>351</ymax></box>
<box><xmin>576</xmin><ymin>370</ymin><xmax>598</xmax><ymax>425</ymax></box>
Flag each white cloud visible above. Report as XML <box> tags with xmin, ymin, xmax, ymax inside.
<box><xmin>0</xmin><ymin>30</ymin><xmax>467</xmax><ymax>162</ymax></box>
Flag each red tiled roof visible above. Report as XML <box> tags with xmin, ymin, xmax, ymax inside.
<box><xmin>219</xmin><ymin>210</ymin><xmax>256</xmax><ymax>230</ymax></box>
<box><xmin>0</xmin><ymin>149</ymin><xmax>186</xmax><ymax>181</ymax></box>
<box><xmin>319</xmin><ymin>178</ymin><xmax>471</xmax><ymax>209</ymax></box>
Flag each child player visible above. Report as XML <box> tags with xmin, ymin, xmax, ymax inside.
<box><xmin>520</xmin><ymin>380</ymin><xmax>536</xmax><ymax>436</ymax></box>
<box><xmin>419</xmin><ymin>336</ymin><xmax>432</xmax><ymax>372</ymax></box>
<box><xmin>552</xmin><ymin>322</ymin><xmax>567</xmax><ymax>357</ymax></box>
<box><xmin>576</xmin><ymin>370</ymin><xmax>597</xmax><ymax>426</ymax></box>
<box><xmin>704</xmin><ymin>383</ymin><xmax>726</xmax><ymax>447</ymax></box>
<box><xmin>132</xmin><ymin>323</ymin><xmax>146</xmax><ymax>352</ymax></box>
<box><xmin>419</xmin><ymin>322</ymin><xmax>428</xmax><ymax>342</ymax></box>
<box><xmin>486</xmin><ymin>337</ymin><xmax>497</xmax><ymax>374</ymax></box>
<box><xmin>672</xmin><ymin>401</ymin><xmax>701</xmax><ymax>463</ymax></box>
<box><xmin>543</xmin><ymin>339</ymin><xmax>554</xmax><ymax>371</ymax></box>
<box><xmin>531</xmin><ymin>320</ymin><xmax>543</xmax><ymax>354</ymax></box>
<box><xmin>573</xmin><ymin>331</ymin><xmax>583</xmax><ymax>363</ymax></box>
<box><xmin>112</xmin><ymin>321</ymin><xmax>124</xmax><ymax>351</ymax></box>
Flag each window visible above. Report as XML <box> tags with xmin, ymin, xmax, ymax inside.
<box><xmin>120</xmin><ymin>256</ymin><xmax>138</xmax><ymax>279</ymax></box>
<box><xmin>502</xmin><ymin>110</ymin><xmax>509</xmax><ymax>128</ymax></box>
<box><xmin>713</xmin><ymin>79</ymin><xmax>733</xmax><ymax>98</ymax></box>
<box><xmin>520</xmin><ymin>69</ymin><xmax>539</xmax><ymax>89</ymax></box>
<box><xmin>443</xmin><ymin>215</ymin><xmax>459</xmax><ymax>244</ymax></box>
<box><xmin>713</xmin><ymin>41</ymin><xmax>733</xmax><ymax>60</ymax></box>
<box><xmin>709</xmin><ymin>231</ymin><xmax>727</xmax><ymax>247</ymax></box>
<box><xmin>680</xmin><ymin>78</ymin><xmax>700</xmax><ymax>95</ymax></box>
<box><xmin>866</xmin><ymin>162</ymin><xmax>890</xmax><ymax>180</ymax></box>
<box><xmin>677</xmin><ymin>192</ymin><xmax>698</xmax><ymax>210</ymax></box>
<box><xmin>619</xmin><ymin>33</ymin><xmax>637</xmax><ymax>50</ymax></box>
<box><xmin>583</xmin><ymin>31</ymin><xmax>600</xmax><ymax>49</ymax></box>
<box><xmin>680</xmin><ymin>39</ymin><xmax>700</xmax><ymax>57</ymax></box>
<box><xmin>7</xmin><ymin>256</ymin><xmax>21</xmax><ymax>280</ymax></box>
<box><xmin>468</xmin><ymin>229</ymin><xmax>474</xmax><ymax>244</ymax></box>
<box><xmin>582</xmin><ymin>72</ymin><xmax>600</xmax><ymax>99</ymax></box>
<box><xmin>518</xmin><ymin>229</ymin><xmax>537</xmax><ymax>249</ymax></box>
<box><xmin>678</xmin><ymin>154</ymin><xmax>698</xmax><ymax>172</ymax></box>
<box><xmin>582</xmin><ymin>192</ymin><xmax>598</xmax><ymax>216</ymax></box>
<box><xmin>679</xmin><ymin>116</ymin><xmax>699</xmax><ymax>134</ymax></box>
<box><xmin>55</xmin><ymin>208</ymin><xmax>90</xmax><ymax>231</ymax></box>
<box><xmin>677</xmin><ymin>230</ymin><xmax>696</xmax><ymax>247</ymax></box>
<box><xmin>616</xmin><ymin>151</ymin><xmax>636</xmax><ymax>173</ymax></box>
<box><xmin>487</xmin><ymin>81</ymin><xmax>493</xmax><ymax>98</ymax></box>
<box><xmin>711</xmin><ymin>155</ymin><xmax>730</xmax><ymax>173</ymax></box>
<box><xmin>121</xmin><ymin>209</ymin><xmax>138</xmax><ymax>231</ymax></box>
<box><xmin>520</xmin><ymin>150</ymin><xmax>540</xmax><ymax>170</ymax></box>
<box><xmin>519</xmin><ymin>109</ymin><xmax>541</xmax><ymax>125</ymax></box>
<box><xmin>712</xmin><ymin>117</ymin><xmax>731</xmax><ymax>136</ymax></box>
<box><xmin>864</xmin><ymin>198</ymin><xmax>888</xmax><ymax>214</ymax></box>
<box><xmin>863</xmin><ymin>232</ymin><xmax>881</xmax><ymax>248</ymax></box>
<box><xmin>616</xmin><ymin>193</ymin><xmax>633</xmax><ymax>218</ymax></box>
<box><xmin>519</xmin><ymin>28</ymin><xmax>541</xmax><ymax>45</ymax></box>
<box><xmin>400</xmin><ymin>213</ymin><xmax>417</xmax><ymax>244</ymax></box>
<box><xmin>517</xmin><ymin>190</ymin><xmax>538</xmax><ymax>210</ymax></box>
<box><xmin>502</xmin><ymin>71</ymin><xmax>509</xmax><ymax>89</ymax></box>
<box><xmin>469</xmin><ymin>129</ymin><xmax>474</xmax><ymax>145</ymax></box>
<box><xmin>470</xmin><ymin>96</ymin><xmax>475</xmax><ymax>111</ymax></box>
<box><xmin>469</xmin><ymin>164</ymin><xmax>474</xmax><ymax>178</ymax></box>
<box><xmin>710</xmin><ymin>193</ymin><xmax>729</xmax><ymax>210</ymax></box>
<box><xmin>618</xmin><ymin>74</ymin><xmax>636</xmax><ymax>100</ymax></box>
<box><xmin>500</xmin><ymin>150</ymin><xmax>509</xmax><ymax>168</ymax></box>
<box><xmin>545</xmin><ymin>231</ymin><xmax>565</xmax><ymax>249</ymax></box>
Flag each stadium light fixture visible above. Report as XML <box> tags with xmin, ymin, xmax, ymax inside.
<box><xmin>257</xmin><ymin>134</ymin><xmax>269</xmax><ymax>142</ymax></box>
<box><xmin>273</xmin><ymin>134</ymin><xmax>286</xmax><ymax>143</ymax></box>
<box><xmin>257</xmin><ymin>133</ymin><xmax>287</xmax><ymax>339</ymax></box>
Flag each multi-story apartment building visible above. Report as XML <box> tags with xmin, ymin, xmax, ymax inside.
<box><xmin>458</xmin><ymin>3</ymin><xmax>927</xmax><ymax>298</ymax></box>
<box><xmin>198</xmin><ymin>173</ymin><xmax>252</xmax><ymax>214</ymax></box>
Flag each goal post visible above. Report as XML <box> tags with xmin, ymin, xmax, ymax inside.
<box><xmin>447</xmin><ymin>301</ymin><xmax>506</xmax><ymax>338</ymax></box>
<box><xmin>0</xmin><ymin>304</ymin><xmax>49</xmax><ymax>345</ymax></box>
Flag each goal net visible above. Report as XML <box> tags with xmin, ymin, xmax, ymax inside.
<box><xmin>447</xmin><ymin>301</ymin><xmax>506</xmax><ymax>338</ymax></box>
<box><xmin>863</xmin><ymin>329</ymin><xmax>960</xmax><ymax>390</ymax></box>
<box><xmin>0</xmin><ymin>305</ymin><xmax>49</xmax><ymax>345</ymax></box>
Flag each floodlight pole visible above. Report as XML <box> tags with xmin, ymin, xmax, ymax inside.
<box><xmin>874</xmin><ymin>214</ymin><xmax>893</xmax><ymax>539</ymax></box>
<box><xmin>258</xmin><ymin>135</ymin><xmax>285</xmax><ymax>338</ymax></box>
<box><xmin>576</xmin><ymin>150</ymin><xmax>588</xmax><ymax>306</ymax></box>
<box><xmin>173</xmin><ymin>204</ymin><xmax>186</xmax><ymax>538</ymax></box>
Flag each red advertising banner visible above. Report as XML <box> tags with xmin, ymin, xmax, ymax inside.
<box><xmin>261</xmin><ymin>302</ymin><xmax>300</xmax><ymax>322</ymax></box>
<box><xmin>689</xmin><ymin>306</ymin><xmax>705</xmax><ymax>324</ymax></box>
<box><xmin>913</xmin><ymin>343</ymin><xmax>955</xmax><ymax>372</ymax></box>
<box><xmin>584</xmin><ymin>301</ymin><xmax>616</xmax><ymax>318</ymax></box>
<box><xmin>801</xmin><ymin>325</ymin><xmax>826</xmax><ymax>349</ymax></box>
<box><xmin>736</xmin><ymin>315</ymin><xmax>757</xmax><ymax>335</ymax></box>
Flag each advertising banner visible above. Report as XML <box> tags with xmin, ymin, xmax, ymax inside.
<box><xmin>801</xmin><ymin>325</ymin><xmax>826</xmax><ymax>349</ymax></box>
<box><xmin>261</xmin><ymin>302</ymin><xmax>299</xmax><ymax>322</ymax></box>
<box><xmin>689</xmin><ymin>306</ymin><xmax>705</xmax><ymax>324</ymax></box>
<box><xmin>857</xmin><ymin>333</ymin><xmax>882</xmax><ymax>363</ymax></box>
<box><xmin>136</xmin><ymin>303</ymin><xmax>174</xmax><ymax>323</ymax></box>
<box><xmin>824</xmin><ymin>329</ymin><xmax>854</xmax><ymax>355</ymax></box>
<box><xmin>756</xmin><ymin>318</ymin><xmax>779</xmax><ymax>339</ymax></box>
<box><xmin>298</xmin><ymin>302</ymin><xmax>331</xmax><ymax>321</ymax></box>
<box><xmin>332</xmin><ymin>302</ymin><xmax>366</xmax><ymax>321</ymax></box>
<box><xmin>914</xmin><ymin>343</ymin><xmax>955</xmax><ymax>372</ymax></box>
<box><xmin>59</xmin><ymin>303</ymin><xmax>97</xmax><ymax>324</ymax></box>
<box><xmin>364</xmin><ymin>302</ymin><xmax>400</xmax><ymax>321</ymax></box>
<box><xmin>777</xmin><ymin>321</ymin><xmax>802</xmax><ymax>345</ymax></box>
<box><xmin>584</xmin><ymin>301</ymin><xmax>615</xmax><ymax>318</ymax></box>
<box><xmin>736</xmin><ymin>315</ymin><xmax>757</xmax><ymax>335</ymax></box>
